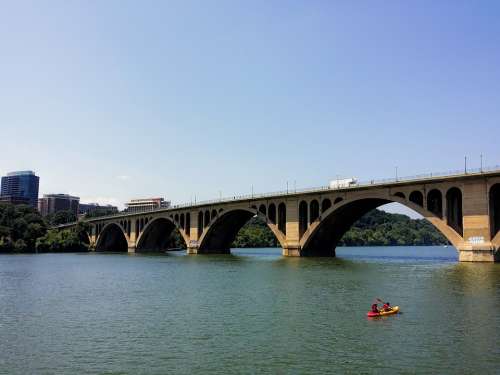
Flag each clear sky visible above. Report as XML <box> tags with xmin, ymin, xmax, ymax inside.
<box><xmin>1</xmin><ymin>1</ymin><xmax>499</xmax><ymax>216</ymax></box>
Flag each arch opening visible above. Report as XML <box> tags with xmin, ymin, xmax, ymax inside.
<box><xmin>259</xmin><ymin>204</ymin><xmax>267</xmax><ymax>216</ymax></box>
<box><xmin>409</xmin><ymin>191</ymin><xmax>424</xmax><ymax>207</ymax></box>
<box><xmin>96</xmin><ymin>223</ymin><xmax>128</xmax><ymax>252</ymax></box>
<box><xmin>204</xmin><ymin>210</ymin><xmax>210</xmax><ymax>228</ymax></box>
<box><xmin>427</xmin><ymin>189</ymin><xmax>443</xmax><ymax>218</ymax></box>
<box><xmin>321</xmin><ymin>198</ymin><xmax>331</xmax><ymax>213</ymax></box>
<box><xmin>334</xmin><ymin>197</ymin><xmax>343</xmax><ymax>205</ymax></box>
<box><xmin>301</xmin><ymin>198</ymin><xmax>453</xmax><ymax>257</ymax></box>
<box><xmin>198</xmin><ymin>209</ymin><xmax>283</xmax><ymax>254</ymax></box>
<box><xmin>310</xmin><ymin>200</ymin><xmax>320</xmax><ymax>223</ymax></box>
<box><xmin>136</xmin><ymin>217</ymin><xmax>186</xmax><ymax>252</ymax></box>
<box><xmin>446</xmin><ymin>187</ymin><xmax>463</xmax><ymax>236</ymax></box>
<box><xmin>268</xmin><ymin>203</ymin><xmax>276</xmax><ymax>224</ymax></box>
<box><xmin>490</xmin><ymin>184</ymin><xmax>500</xmax><ymax>239</ymax></box>
<box><xmin>394</xmin><ymin>192</ymin><xmax>405</xmax><ymax>199</ymax></box>
<box><xmin>278</xmin><ymin>203</ymin><xmax>286</xmax><ymax>234</ymax></box>
<box><xmin>186</xmin><ymin>213</ymin><xmax>191</xmax><ymax>234</ymax></box>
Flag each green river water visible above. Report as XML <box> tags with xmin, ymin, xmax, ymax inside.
<box><xmin>0</xmin><ymin>246</ymin><xmax>499</xmax><ymax>374</ymax></box>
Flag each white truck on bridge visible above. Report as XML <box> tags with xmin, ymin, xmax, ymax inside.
<box><xmin>329</xmin><ymin>178</ymin><xmax>358</xmax><ymax>189</ymax></box>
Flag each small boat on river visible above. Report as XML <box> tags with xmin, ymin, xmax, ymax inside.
<box><xmin>367</xmin><ymin>306</ymin><xmax>400</xmax><ymax>317</ymax></box>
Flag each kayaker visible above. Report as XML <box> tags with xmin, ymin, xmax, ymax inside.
<box><xmin>371</xmin><ymin>303</ymin><xmax>379</xmax><ymax>313</ymax></box>
<box><xmin>382</xmin><ymin>302</ymin><xmax>391</xmax><ymax>311</ymax></box>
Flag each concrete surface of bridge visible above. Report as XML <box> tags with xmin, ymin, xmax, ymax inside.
<box><xmin>66</xmin><ymin>168</ymin><xmax>500</xmax><ymax>262</ymax></box>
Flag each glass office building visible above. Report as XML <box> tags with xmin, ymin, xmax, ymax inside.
<box><xmin>0</xmin><ymin>171</ymin><xmax>40</xmax><ymax>208</ymax></box>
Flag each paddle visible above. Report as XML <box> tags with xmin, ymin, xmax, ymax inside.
<box><xmin>376</xmin><ymin>298</ymin><xmax>392</xmax><ymax>311</ymax></box>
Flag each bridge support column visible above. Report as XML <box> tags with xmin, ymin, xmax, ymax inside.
<box><xmin>283</xmin><ymin>198</ymin><xmax>302</xmax><ymax>257</ymax></box>
<box><xmin>127</xmin><ymin>219</ymin><xmax>137</xmax><ymax>253</ymax></box>
<box><xmin>459</xmin><ymin>180</ymin><xmax>498</xmax><ymax>262</ymax></box>
<box><xmin>187</xmin><ymin>210</ymin><xmax>200</xmax><ymax>254</ymax></box>
<box><xmin>89</xmin><ymin>227</ymin><xmax>97</xmax><ymax>251</ymax></box>
<box><xmin>458</xmin><ymin>246</ymin><xmax>499</xmax><ymax>262</ymax></box>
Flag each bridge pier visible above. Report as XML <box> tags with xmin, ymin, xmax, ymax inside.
<box><xmin>282</xmin><ymin>246</ymin><xmax>301</xmax><ymax>257</ymax></box>
<box><xmin>458</xmin><ymin>246</ymin><xmax>499</xmax><ymax>262</ymax></box>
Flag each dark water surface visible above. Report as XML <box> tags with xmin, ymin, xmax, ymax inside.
<box><xmin>0</xmin><ymin>247</ymin><xmax>499</xmax><ymax>374</ymax></box>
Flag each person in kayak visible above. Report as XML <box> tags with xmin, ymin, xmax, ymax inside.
<box><xmin>371</xmin><ymin>303</ymin><xmax>379</xmax><ymax>313</ymax></box>
<box><xmin>382</xmin><ymin>302</ymin><xmax>392</xmax><ymax>311</ymax></box>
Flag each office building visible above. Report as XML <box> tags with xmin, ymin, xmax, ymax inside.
<box><xmin>0</xmin><ymin>171</ymin><xmax>39</xmax><ymax>208</ymax></box>
<box><xmin>124</xmin><ymin>197</ymin><xmax>170</xmax><ymax>213</ymax></box>
<box><xmin>38</xmin><ymin>194</ymin><xmax>80</xmax><ymax>217</ymax></box>
<box><xmin>79</xmin><ymin>203</ymin><xmax>118</xmax><ymax>216</ymax></box>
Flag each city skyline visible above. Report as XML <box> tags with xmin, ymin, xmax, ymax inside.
<box><xmin>1</xmin><ymin>1</ymin><xmax>499</xmax><ymax>214</ymax></box>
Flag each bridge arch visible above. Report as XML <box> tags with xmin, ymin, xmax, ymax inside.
<box><xmin>427</xmin><ymin>189</ymin><xmax>443</xmax><ymax>218</ymax></box>
<box><xmin>489</xmin><ymin>184</ymin><xmax>500</xmax><ymax>246</ymax></box>
<box><xmin>278</xmin><ymin>202</ymin><xmax>286</xmax><ymax>234</ymax></box>
<box><xmin>298</xmin><ymin>200</ymin><xmax>308</xmax><ymax>237</ymax></box>
<box><xmin>310</xmin><ymin>200</ymin><xmax>320</xmax><ymax>224</ymax></box>
<box><xmin>298</xmin><ymin>195</ymin><xmax>464</xmax><ymax>257</ymax></box>
<box><xmin>268</xmin><ymin>203</ymin><xmax>276</xmax><ymax>224</ymax></box>
<box><xmin>321</xmin><ymin>198</ymin><xmax>331</xmax><ymax>213</ymax></box>
<box><xmin>394</xmin><ymin>192</ymin><xmax>405</xmax><ymax>199</ymax></box>
<box><xmin>95</xmin><ymin>223</ymin><xmax>129</xmax><ymax>252</ymax></box>
<box><xmin>409</xmin><ymin>190</ymin><xmax>424</xmax><ymax>207</ymax></box>
<box><xmin>204</xmin><ymin>210</ymin><xmax>210</xmax><ymax>228</ymax></box>
<box><xmin>136</xmin><ymin>217</ymin><xmax>188</xmax><ymax>252</ymax></box>
<box><xmin>446</xmin><ymin>187</ymin><xmax>463</xmax><ymax>236</ymax></box>
<box><xmin>197</xmin><ymin>207</ymin><xmax>286</xmax><ymax>253</ymax></box>
<box><xmin>259</xmin><ymin>204</ymin><xmax>266</xmax><ymax>216</ymax></box>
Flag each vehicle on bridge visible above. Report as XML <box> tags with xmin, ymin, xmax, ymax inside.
<box><xmin>329</xmin><ymin>178</ymin><xmax>358</xmax><ymax>189</ymax></box>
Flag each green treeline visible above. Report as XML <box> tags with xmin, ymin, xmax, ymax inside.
<box><xmin>0</xmin><ymin>204</ymin><xmax>89</xmax><ymax>253</ymax></box>
<box><xmin>337</xmin><ymin>209</ymin><xmax>448</xmax><ymax>246</ymax></box>
<box><xmin>232</xmin><ymin>209</ymin><xmax>448</xmax><ymax>248</ymax></box>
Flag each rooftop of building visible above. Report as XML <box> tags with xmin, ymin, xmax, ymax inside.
<box><xmin>41</xmin><ymin>194</ymin><xmax>80</xmax><ymax>200</ymax></box>
<box><xmin>5</xmin><ymin>170</ymin><xmax>37</xmax><ymax>177</ymax></box>
<box><xmin>128</xmin><ymin>197</ymin><xmax>167</xmax><ymax>203</ymax></box>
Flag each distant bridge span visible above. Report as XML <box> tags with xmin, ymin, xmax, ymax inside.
<box><xmin>64</xmin><ymin>168</ymin><xmax>500</xmax><ymax>262</ymax></box>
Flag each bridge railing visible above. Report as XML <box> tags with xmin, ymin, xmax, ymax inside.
<box><xmin>76</xmin><ymin>165</ymin><xmax>500</xmax><ymax>223</ymax></box>
<box><xmin>168</xmin><ymin>165</ymin><xmax>500</xmax><ymax>209</ymax></box>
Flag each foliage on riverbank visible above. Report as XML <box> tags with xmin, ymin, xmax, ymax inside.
<box><xmin>337</xmin><ymin>209</ymin><xmax>447</xmax><ymax>246</ymax></box>
<box><xmin>0</xmin><ymin>204</ymin><xmax>89</xmax><ymax>253</ymax></box>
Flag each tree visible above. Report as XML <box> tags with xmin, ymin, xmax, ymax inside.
<box><xmin>47</xmin><ymin>210</ymin><xmax>77</xmax><ymax>225</ymax></box>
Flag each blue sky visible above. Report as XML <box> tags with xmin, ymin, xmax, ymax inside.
<box><xmin>1</xmin><ymin>1</ymin><xmax>499</xmax><ymax>216</ymax></box>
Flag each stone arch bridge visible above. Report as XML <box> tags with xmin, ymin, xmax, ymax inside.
<box><xmin>64</xmin><ymin>169</ymin><xmax>500</xmax><ymax>262</ymax></box>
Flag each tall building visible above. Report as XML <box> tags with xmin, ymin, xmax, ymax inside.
<box><xmin>0</xmin><ymin>171</ymin><xmax>39</xmax><ymax>208</ymax></box>
<box><xmin>124</xmin><ymin>197</ymin><xmax>170</xmax><ymax>213</ymax></box>
<box><xmin>38</xmin><ymin>194</ymin><xmax>80</xmax><ymax>217</ymax></box>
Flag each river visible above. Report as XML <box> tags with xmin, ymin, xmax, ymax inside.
<box><xmin>0</xmin><ymin>246</ymin><xmax>499</xmax><ymax>374</ymax></box>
